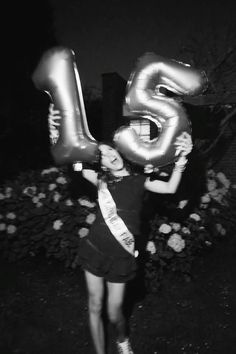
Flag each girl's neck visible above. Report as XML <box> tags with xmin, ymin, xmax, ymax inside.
<box><xmin>111</xmin><ymin>168</ymin><xmax>130</xmax><ymax>177</ymax></box>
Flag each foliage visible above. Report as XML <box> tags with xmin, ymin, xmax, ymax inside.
<box><xmin>178</xmin><ymin>23</ymin><xmax>236</xmax><ymax>166</ymax></box>
<box><xmin>0</xmin><ymin>167</ymin><xmax>96</xmax><ymax>268</ymax></box>
<box><xmin>179</xmin><ymin>22</ymin><xmax>236</xmax><ymax>94</ymax></box>
<box><xmin>0</xmin><ymin>167</ymin><xmax>235</xmax><ymax>291</ymax></box>
<box><xmin>145</xmin><ymin>168</ymin><xmax>236</xmax><ymax>291</ymax></box>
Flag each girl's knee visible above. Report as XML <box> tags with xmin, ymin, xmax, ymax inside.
<box><xmin>107</xmin><ymin>302</ymin><xmax>123</xmax><ymax>323</ymax></box>
<box><xmin>88</xmin><ymin>294</ymin><xmax>103</xmax><ymax>316</ymax></box>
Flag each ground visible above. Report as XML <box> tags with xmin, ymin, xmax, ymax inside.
<box><xmin>0</xmin><ymin>236</ymin><xmax>235</xmax><ymax>354</ymax></box>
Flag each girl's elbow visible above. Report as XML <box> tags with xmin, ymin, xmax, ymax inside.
<box><xmin>166</xmin><ymin>186</ymin><xmax>178</xmax><ymax>194</ymax></box>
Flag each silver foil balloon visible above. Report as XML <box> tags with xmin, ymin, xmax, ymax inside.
<box><xmin>32</xmin><ymin>47</ymin><xmax>99</xmax><ymax>165</ymax></box>
<box><xmin>114</xmin><ymin>52</ymin><xmax>207</xmax><ymax>167</ymax></box>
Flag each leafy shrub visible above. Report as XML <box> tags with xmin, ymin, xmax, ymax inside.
<box><xmin>0</xmin><ymin>167</ymin><xmax>96</xmax><ymax>268</ymax></box>
<box><xmin>145</xmin><ymin>169</ymin><xmax>236</xmax><ymax>290</ymax></box>
<box><xmin>0</xmin><ymin>166</ymin><xmax>235</xmax><ymax>290</ymax></box>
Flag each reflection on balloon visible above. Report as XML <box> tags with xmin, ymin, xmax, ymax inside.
<box><xmin>114</xmin><ymin>52</ymin><xmax>207</xmax><ymax>167</ymax></box>
<box><xmin>32</xmin><ymin>46</ymin><xmax>99</xmax><ymax>165</ymax></box>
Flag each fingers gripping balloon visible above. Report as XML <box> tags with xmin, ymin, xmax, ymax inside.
<box><xmin>113</xmin><ymin>52</ymin><xmax>207</xmax><ymax>167</ymax></box>
<box><xmin>32</xmin><ymin>47</ymin><xmax>99</xmax><ymax>165</ymax></box>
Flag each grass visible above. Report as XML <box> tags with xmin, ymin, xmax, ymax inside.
<box><xmin>0</xmin><ymin>236</ymin><xmax>236</xmax><ymax>354</ymax></box>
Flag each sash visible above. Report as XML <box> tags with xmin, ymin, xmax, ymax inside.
<box><xmin>98</xmin><ymin>180</ymin><xmax>136</xmax><ymax>257</ymax></box>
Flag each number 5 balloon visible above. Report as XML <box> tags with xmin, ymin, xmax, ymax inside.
<box><xmin>32</xmin><ymin>47</ymin><xmax>99</xmax><ymax>165</ymax></box>
<box><xmin>113</xmin><ymin>52</ymin><xmax>208</xmax><ymax>167</ymax></box>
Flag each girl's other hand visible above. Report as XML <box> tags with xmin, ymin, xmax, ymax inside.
<box><xmin>174</xmin><ymin>132</ymin><xmax>193</xmax><ymax>157</ymax></box>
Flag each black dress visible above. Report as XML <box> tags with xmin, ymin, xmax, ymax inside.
<box><xmin>78</xmin><ymin>174</ymin><xmax>146</xmax><ymax>283</ymax></box>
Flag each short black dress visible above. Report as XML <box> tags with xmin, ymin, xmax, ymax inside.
<box><xmin>78</xmin><ymin>174</ymin><xmax>146</xmax><ymax>283</ymax></box>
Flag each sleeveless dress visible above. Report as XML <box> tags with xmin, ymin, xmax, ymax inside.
<box><xmin>78</xmin><ymin>174</ymin><xmax>146</xmax><ymax>282</ymax></box>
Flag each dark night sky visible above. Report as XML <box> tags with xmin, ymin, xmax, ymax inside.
<box><xmin>48</xmin><ymin>0</ymin><xmax>235</xmax><ymax>88</ymax></box>
<box><xmin>0</xmin><ymin>0</ymin><xmax>235</xmax><ymax>177</ymax></box>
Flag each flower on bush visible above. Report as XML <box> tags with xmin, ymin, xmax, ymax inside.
<box><xmin>205</xmin><ymin>170</ymin><xmax>231</xmax><ymax>206</ymax></box>
<box><xmin>7</xmin><ymin>225</ymin><xmax>17</xmax><ymax>234</ymax></box>
<box><xmin>0</xmin><ymin>223</ymin><xmax>6</xmax><ymax>231</ymax></box>
<box><xmin>6</xmin><ymin>212</ymin><xmax>16</xmax><ymax>220</ymax></box>
<box><xmin>32</xmin><ymin>196</ymin><xmax>40</xmax><ymax>204</ymax></box>
<box><xmin>170</xmin><ymin>222</ymin><xmax>181</xmax><ymax>232</ymax></box>
<box><xmin>65</xmin><ymin>199</ymin><xmax>73</xmax><ymax>206</ymax></box>
<box><xmin>146</xmin><ymin>241</ymin><xmax>157</xmax><ymax>255</ymax></box>
<box><xmin>215</xmin><ymin>223</ymin><xmax>226</xmax><ymax>236</ymax></box>
<box><xmin>182</xmin><ymin>226</ymin><xmax>191</xmax><ymax>235</ymax></box>
<box><xmin>41</xmin><ymin>167</ymin><xmax>59</xmax><ymax>175</ymax></box>
<box><xmin>23</xmin><ymin>186</ymin><xmax>37</xmax><ymax>197</ymax></box>
<box><xmin>189</xmin><ymin>213</ymin><xmax>201</xmax><ymax>222</ymax></box>
<box><xmin>56</xmin><ymin>176</ymin><xmax>67</xmax><ymax>185</ymax></box>
<box><xmin>78</xmin><ymin>197</ymin><xmax>96</xmax><ymax>208</ymax></box>
<box><xmin>178</xmin><ymin>199</ymin><xmax>189</xmax><ymax>209</ymax></box>
<box><xmin>158</xmin><ymin>223</ymin><xmax>172</xmax><ymax>234</ymax></box>
<box><xmin>78</xmin><ymin>227</ymin><xmax>89</xmax><ymax>238</ymax></box>
<box><xmin>53</xmin><ymin>219</ymin><xmax>63</xmax><ymax>230</ymax></box>
<box><xmin>167</xmin><ymin>233</ymin><xmax>185</xmax><ymax>253</ymax></box>
<box><xmin>201</xmin><ymin>194</ymin><xmax>211</xmax><ymax>204</ymax></box>
<box><xmin>49</xmin><ymin>183</ymin><xmax>57</xmax><ymax>191</ymax></box>
<box><xmin>86</xmin><ymin>213</ymin><xmax>96</xmax><ymax>224</ymax></box>
<box><xmin>53</xmin><ymin>192</ymin><xmax>61</xmax><ymax>202</ymax></box>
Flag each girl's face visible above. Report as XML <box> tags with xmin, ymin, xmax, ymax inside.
<box><xmin>99</xmin><ymin>144</ymin><xmax>124</xmax><ymax>172</ymax></box>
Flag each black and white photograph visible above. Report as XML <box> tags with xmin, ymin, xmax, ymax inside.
<box><xmin>0</xmin><ymin>1</ymin><xmax>236</xmax><ymax>353</ymax></box>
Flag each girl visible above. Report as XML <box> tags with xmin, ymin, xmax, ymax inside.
<box><xmin>48</xmin><ymin>104</ymin><xmax>192</xmax><ymax>354</ymax></box>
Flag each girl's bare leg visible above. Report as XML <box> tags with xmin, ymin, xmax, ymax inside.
<box><xmin>106</xmin><ymin>281</ymin><xmax>127</xmax><ymax>342</ymax></box>
<box><xmin>84</xmin><ymin>270</ymin><xmax>105</xmax><ymax>354</ymax></box>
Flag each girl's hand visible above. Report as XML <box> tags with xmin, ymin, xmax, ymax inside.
<box><xmin>144</xmin><ymin>164</ymin><xmax>159</xmax><ymax>174</ymax></box>
<box><xmin>48</xmin><ymin>103</ymin><xmax>61</xmax><ymax>128</ymax></box>
<box><xmin>174</xmin><ymin>132</ymin><xmax>193</xmax><ymax>157</ymax></box>
<box><xmin>48</xmin><ymin>103</ymin><xmax>62</xmax><ymax>144</ymax></box>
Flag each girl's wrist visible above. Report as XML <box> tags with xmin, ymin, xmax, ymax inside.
<box><xmin>175</xmin><ymin>155</ymin><xmax>188</xmax><ymax>165</ymax></box>
<box><xmin>174</xmin><ymin>156</ymin><xmax>188</xmax><ymax>172</ymax></box>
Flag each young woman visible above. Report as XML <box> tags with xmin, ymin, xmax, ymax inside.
<box><xmin>48</xmin><ymin>104</ymin><xmax>192</xmax><ymax>354</ymax></box>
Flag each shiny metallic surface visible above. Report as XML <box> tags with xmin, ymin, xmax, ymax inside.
<box><xmin>114</xmin><ymin>52</ymin><xmax>207</xmax><ymax>167</ymax></box>
<box><xmin>32</xmin><ymin>47</ymin><xmax>99</xmax><ymax>165</ymax></box>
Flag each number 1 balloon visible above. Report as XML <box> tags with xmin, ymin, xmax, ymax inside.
<box><xmin>32</xmin><ymin>47</ymin><xmax>99</xmax><ymax>165</ymax></box>
<box><xmin>113</xmin><ymin>52</ymin><xmax>208</xmax><ymax>167</ymax></box>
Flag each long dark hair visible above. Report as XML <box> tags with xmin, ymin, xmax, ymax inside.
<box><xmin>96</xmin><ymin>141</ymin><xmax>143</xmax><ymax>184</ymax></box>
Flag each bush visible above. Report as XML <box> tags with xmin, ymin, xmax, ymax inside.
<box><xmin>0</xmin><ymin>166</ymin><xmax>235</xmax><ymax>290</ymax></box>
<box><xmin>145</xmin><ymin>168</ymin><xmax>236</xmax><ymax>290</ymax></box>
<box><xmin>0</xmin><ymin>167</ymin><xmax>96</xmax><ymax>268</ymax></box>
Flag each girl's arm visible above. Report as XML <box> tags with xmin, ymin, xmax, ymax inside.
<box><xmin>73</xmin><ymin>162</ymin><xmax>98</xmax><ymax>185</ymax></box>
<box><xmin>144</xmin><ymin>155</ymin><xmax>187</xmax><ymax>194</ymax></box>
<box><xmin>144</xmin><ymin>132</ymin><xmax>192</xmax><ymax>194</ymax></box>
<box><xmin>82</xmin><ymin>169</ymin><xmax>98</xmax><ymax>186</ymax></box>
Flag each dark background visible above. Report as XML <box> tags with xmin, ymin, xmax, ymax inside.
<box><xmin>0</xmin><ymin>0</ymin><xmax>235</xmax><ymax>182</ymax></box>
